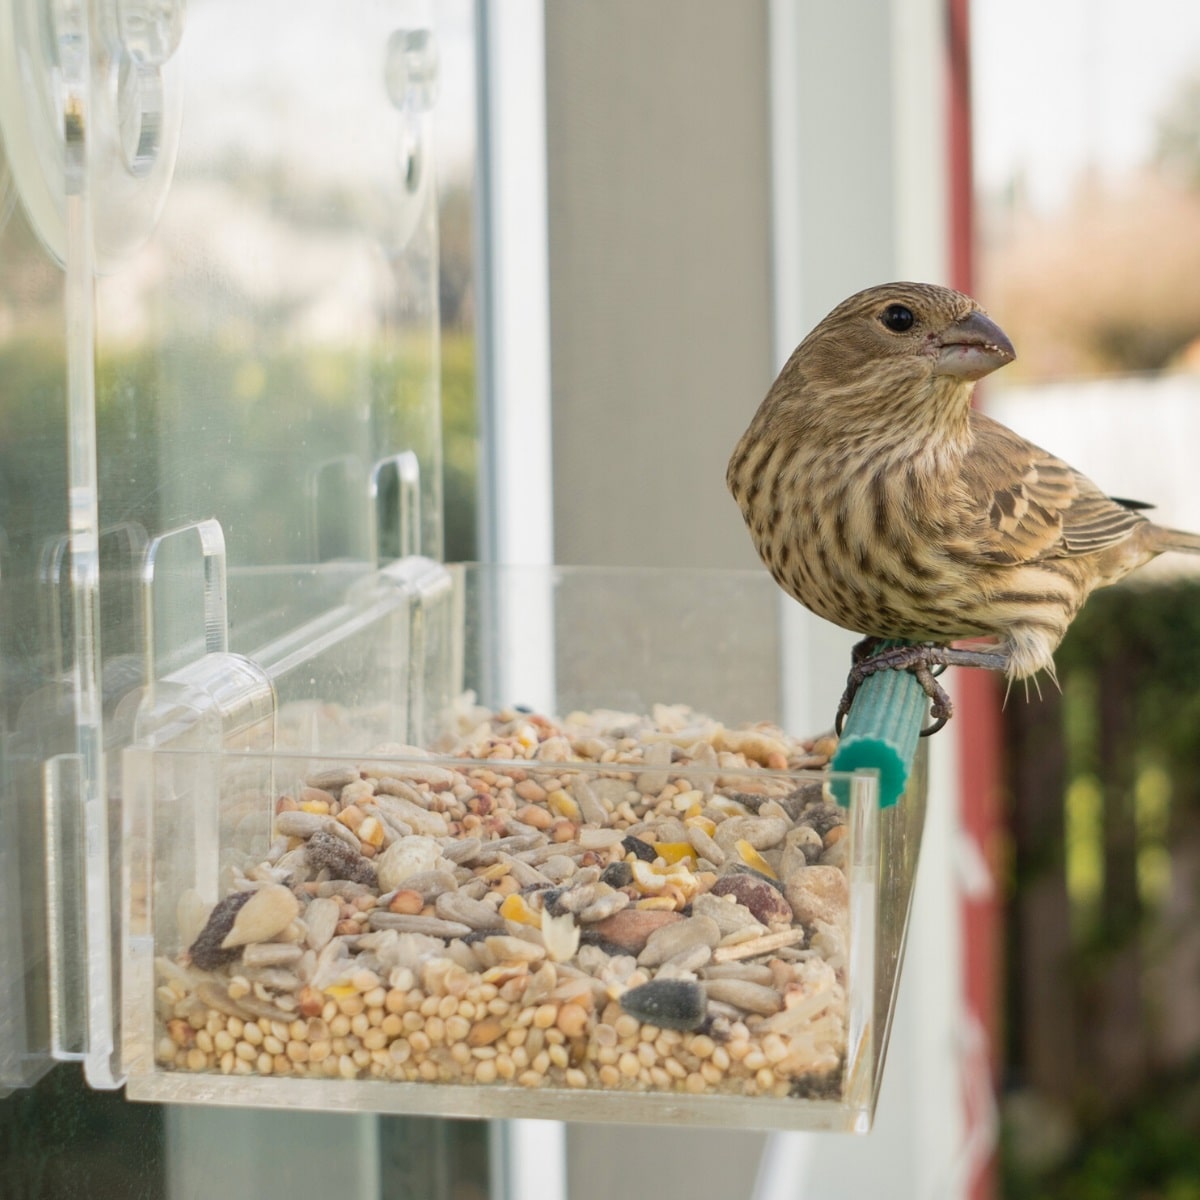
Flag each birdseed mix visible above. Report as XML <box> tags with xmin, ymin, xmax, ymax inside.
<box><xmin>154</xmin><ymin>702</ymin><xmax>854</xmax><ymax>1101</ymax></box>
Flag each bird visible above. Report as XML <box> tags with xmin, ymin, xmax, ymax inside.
<box><xmin>726</xmin><ymin>281</ymin><xmax>1200</xmax><ymax>734</ymax></box>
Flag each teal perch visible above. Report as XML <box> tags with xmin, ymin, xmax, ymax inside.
<box><xmin>830</xmin><ymin>644</ymin><xmax>928</xmax><ymax>808</ymax></box>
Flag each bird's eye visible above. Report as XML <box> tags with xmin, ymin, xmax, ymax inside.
<box><xmin>880</xmin><ymin>304</ymin><xmax>915</xmax><ymax>332</ymax></box>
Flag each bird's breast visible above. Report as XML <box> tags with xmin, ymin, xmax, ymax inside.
<box><xmin>743</xmin><ymin>437</ymin><xmax>982</xmax><ymax>640</ymax></box>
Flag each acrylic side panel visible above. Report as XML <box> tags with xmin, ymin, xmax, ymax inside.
<box><xmin>871</xmin><ymin>744</ymin><xmax>928</xmax><ymax>1107</ymax></box>
<box><xmin>0</xmin><ymin>78</ymin><xmax>72</xmax><ymax>1092</ymax></box>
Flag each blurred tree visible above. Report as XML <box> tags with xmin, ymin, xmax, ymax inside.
<box><xmin>439</xmin><ymin>183</ymin><xmax>475</xmax><ymax>331</ymax></box>
<box><xmin>980</xmin><ymin>70</ymin><xmax>1200</xmax><ymax>380</ymax></box>
<box><xmin>981</xmin><ymin>175</ymin><xmax>1200</xmax><ymax>378</ymax></box>
<box><xmin>437</xmin><ymin>180</ymin><xmax>479</xmax><ymax>562</ymax></box>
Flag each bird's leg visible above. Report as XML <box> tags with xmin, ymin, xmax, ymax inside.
<box><xmin>834</xmin><ymin>642</ymin><xmax>1011</xmax><ymax>737</ymax></box>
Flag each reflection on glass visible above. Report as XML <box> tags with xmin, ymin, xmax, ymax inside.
<box><xmin>0</xmin><ymin>0</ymin><xmax>483</xmax><ymax>1192</ymax></box>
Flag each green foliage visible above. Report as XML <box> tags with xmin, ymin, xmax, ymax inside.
<box><xmin>1005</xmin><ymin>581</ymin><xmax>1200</xmax><ymax>1197</ymax></box>
<box><xmin>441</xmin><ymin>331</ymin><xmax>479</xmax><ymax>562</ymax></box>
<box><xmin>0</xmin><ymin>329</ymin><xmax>479</xmax><ymax>598</ymax></box>
<box><xmin>1056</xmin><ymin>579</ymin><xmax>1200</xmax><ymax>775</ymax></box>
<box><xmin>1003</xmin><ymin>1062</ymin><xmax>1200</xmax><ymax>1200</ymax></box>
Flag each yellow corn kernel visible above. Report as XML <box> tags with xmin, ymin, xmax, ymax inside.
<box><xmin>735</xmin><ymin>839</ymin><xmax>778</xmax><ymax>880</ymax></box>
<box><xmin>652</xmin><ymin>842</ymin><xmax>697</xmax><ymax>866</ymax></box>
<box><xmin>337</xmin><ymin>805</ymin><xmax>365</xmax><ymax>831</ymax></box>
<box><xmin>357</xmin><ymin>816</ymin><xmax>385</xmax><ymax>848</ymax></box>
<box><xmin>685</xmin><ymin>814</ymin><xmax>717</xmax><ymax>837</ymax></box>
<box><xmin>499</xmin><ymin>892</ymin><xmax>541</xmax><ymax>927</ymax></box>
<box><xmin>547</xmin><ymin>789</ymin><xmax>581</xmax><ymax>820</ymax></box>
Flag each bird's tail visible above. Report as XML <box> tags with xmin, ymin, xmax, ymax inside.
<box><xmin>1149</xmin><ymin>525</ymin><xmax>1200</xmax><ymax>554</ymax></box>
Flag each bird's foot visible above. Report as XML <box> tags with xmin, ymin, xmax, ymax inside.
<box><xmin>849</xmin><ymin>635</ymin><xmax>947</xmax><ymax>676</ymax></box>
<box><xmin>835</xmin><ymin>641</ymin><xmax>1010</xmax><ymax>738</ymax></box>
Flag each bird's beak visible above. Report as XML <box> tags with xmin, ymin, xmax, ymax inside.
<box><xmin>935</xmin><ymin>310</ymin><xmax>1016</xmax><ymax>381</ymax></box>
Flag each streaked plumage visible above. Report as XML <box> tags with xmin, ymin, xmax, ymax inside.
<box><xmin>726</xmin><ymin>282</ymin><xmax>1200</xmax><ymax>719</ymax></box>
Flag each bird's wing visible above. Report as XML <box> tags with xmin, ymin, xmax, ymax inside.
<box><xmin>951</xmin><ymin>413</ymin><xmax>1146</xmax><ymax>566</ymax></box>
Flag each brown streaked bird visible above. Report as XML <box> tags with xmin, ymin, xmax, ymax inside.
<box><xmin>726</xmin><ymin>281</ymin><xmax>1200</xmax><ymax>733</ymax></box>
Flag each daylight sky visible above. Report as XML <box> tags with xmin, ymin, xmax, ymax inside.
<box><xmin>972</xmin><ymin>0</ymin><xmax>1200</xmax><ymax>209</ymax></box>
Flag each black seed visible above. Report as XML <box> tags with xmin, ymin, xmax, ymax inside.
<box><xmin>622</xmin><ymin>835</ymin><xmax>658</xmax><ymax>862</ymax></box>
<box><xmin>619</xmin><ymin>979</ymin><xmax>707</xmax><ymax>1032</ymax></box>
<box><xmin>189</xmin><ymin>891</ymin><xmax>253</xmax><ymax>970</ymax></box>
<box><xmin>600</xmin><ymin>861</ymin><xmax>633</xmax><ymax>889</ymax></box>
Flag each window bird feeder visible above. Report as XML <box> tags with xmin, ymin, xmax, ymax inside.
<box><xmin>0</xmin><ymin>0</ymin><xmax>927</xmax><ymax>1132</ymax></box>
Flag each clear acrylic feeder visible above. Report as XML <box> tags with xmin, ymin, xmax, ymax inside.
<box><xmin>0</xmin><ymin>0</ymin><xmax>926</xmax><ymax>1132</ymax></box>
<box><xmin>121</xmin><ymin>564</ymin><xmax>927</xmax><ymax>1131</ymax></box>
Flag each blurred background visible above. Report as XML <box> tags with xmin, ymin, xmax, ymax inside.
<box><xmin>4</xmin><ymin>1</ymin><xmax>1200</xmax><ymax>1198</ymax></box>
<box><xmin>975</xmin><ymin>3</ymin><xmax>1200</xmax><ymax>1199</ymax></box>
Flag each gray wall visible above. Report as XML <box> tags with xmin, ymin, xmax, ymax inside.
<box><xmin>545</xmin><ymin>0</ymin><xmax>773</xmax><ymax>572</ymax></box>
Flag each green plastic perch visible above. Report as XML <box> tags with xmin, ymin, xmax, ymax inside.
<box><xmin>830</xmin><ymin>643</ymin><xmax>928</xmax><ymax>808</ymax></box>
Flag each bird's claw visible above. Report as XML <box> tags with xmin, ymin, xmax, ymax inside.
<box><xmin>834</xmin><ymin>644</ymin><xmax>955</xmax><ymax>738</ymax></box>
<box><xmin>834</xmin><ymin>691</ymin><xmax>853</xmax><ymax>738</ymax></box>
<box><xmin>912</xmin><ymin>665</ymin><xmax>952</xmax><ymax>736</ymax></box>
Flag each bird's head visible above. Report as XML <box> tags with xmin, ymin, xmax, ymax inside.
<box><xmin>776</xmin><ymin>283</ymin><xmax>1015</xmax><ymax>437</ymax></box>
<box><xmin>807</xmin><ymin>281</ymin><xmax>1014</xmax><ymax>384</ymax></box>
